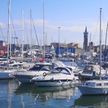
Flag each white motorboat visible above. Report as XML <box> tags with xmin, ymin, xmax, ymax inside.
<box><xmin>13</xmin><ymin>62</ymin><xmax>53</xmax><ymax>83</ymax></box>
<box><xmin>0</xmin><ymin>64</ymin><xmax>24</xmax><ymax>80</ymax></box>
<box><xmin>78</xmin><ymin>80</ymin><xmax>108</xmax><ymax>95</ymax></box>
<box><xmin>32</xmin><ymin>67</ymin><xmax>79</xmax><ymax>87</ymax></box>
<box><xmin>0</xmin><ymin>69</ymin><xmax>16</xmax><ymax>79</ymax></box>
<box><xmin>53</xmin><ymin>60</ymin><xmax>83</xmax><ymax>76</ymax></box>
<box><xmin>78</xmin><ymin>64</ymin><xmax>106</xmax><ymax>81</ymax></box>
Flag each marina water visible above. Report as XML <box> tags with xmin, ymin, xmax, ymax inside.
<box><xmin>0</xmin><ymin>61</ymin><xmax>108</xmax><ymax>108</ymax></box>
<box><xmin>0</xmin><ymin>79</ymin><xmax>108</xmax><ymax>107</ymax></box>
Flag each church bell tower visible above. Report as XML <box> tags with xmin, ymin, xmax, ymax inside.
<box><xmin>83</xmin><ymin>27</ymin><xmax>88</xmax><ymax>51</ymax></box>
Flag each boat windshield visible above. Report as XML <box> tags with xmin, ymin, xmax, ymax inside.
<box><xmin>84</xmin><ymin>66</ymin><xmax>93</xmax><ymax>71</ymax></box>
<box><xmin>104</xmin><ymin>83</ymin><xmax>108</xmax><ymax>86</ymax></box>
<box><xmin>52</xmin><ymin>67</ymin><xmax>71</xmax><ymax>75</ymax></box>
<box><xmin>29</xmin><ymin>64</ymin><xmax>51</xmax><ymax>71</ymax></box>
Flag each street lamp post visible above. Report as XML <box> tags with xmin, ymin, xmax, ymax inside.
<box><xmin>58</xmin><ymin>26</ymin><xmax>61</xmax><ymax>57</ymax></box>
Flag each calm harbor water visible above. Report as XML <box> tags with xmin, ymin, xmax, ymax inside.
<box><xmin>0</xmin><ymin>80</ymin><xmax>108</xmax><ymax>108</ymax></box>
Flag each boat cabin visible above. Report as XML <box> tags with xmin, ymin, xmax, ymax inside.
<box><xmin>82</xmin><ymin>80</ymin><xmax>108</xmax><ymax>87</ymax></box>
<box><xmin>29</xmin><ymin>62</ymin><xmax>53</xmax><ymax>71</ymax></box>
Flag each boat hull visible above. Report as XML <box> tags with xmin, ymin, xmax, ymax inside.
<box><xmin>33</xmin><ymin>80</ymin><xmax>76</xmax><ymax>87</ymax></box>
<box><xmin>0</xmin><ymin>72</ymin><xmax>12</xmax><ymax>79</ymax></box>
<box><xmin>0</xmin><ymin>70</ymin><xmax>15</xmax><ymax>80</ymax></box>
<box><xmin>78</xmin><ymin>86</ymin><xmax>108</xmax><ymax>95</ymax></box>
<box><xmin>14</xmin><ymin>75</ymin><xmax>33</xmax><ymax>83</ymax></box>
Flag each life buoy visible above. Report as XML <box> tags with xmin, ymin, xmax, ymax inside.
<box><xmin>43</xmin><ymin>72</ymin><xmax>47</xmax><ymax>76</ymax></box>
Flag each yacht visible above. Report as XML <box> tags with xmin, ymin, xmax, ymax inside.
<box><xmin>13</xmin><ymin>62</ymin><xmax>53</xmax><ymax>83</ymax></box>
<box><xmin>78</xmin><ymin>64</ymin><xmax>106</xmax><ymax>81</ymax></box>
<box><xmin>78</xmin><ymin>80</ymin><xmax>108</xmax><ymax>95</ymax></box>
<box><xmin>0</xmin><ymin>61</ymin><xmax>24</xmax><ymax>80</ymax></box>
<box><xmin>32</xmin><ymin>67</ymin><xmax>79</xmax><ymax>87</ymax></box>
<box><xmin>54</xmin><ymin>60</ymin><xmax>82</xmax><ymax>76</ymax></box>
<box><xmin>0</xmin><ymin>69</ymin><xmax>16</xmax><ymax>79</ymax></box>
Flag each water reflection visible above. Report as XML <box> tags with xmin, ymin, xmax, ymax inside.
<box><xmin>15</xmin><ymin>84</ymin><xmax>76</xmax><ymax>101</ymax></box>
<box><xmin>75</xmin><ymin>95</ymin><xmax>108</xmax><ymax>108</ymax></box>
<box><xmin>0</xmin><ymin>80</ymin><xmax>79</xmax><ymax>108</ymax></box>
<box><xmin>1</xmin><ymin>80</ymin><xmax>108</xmax><ymax>108</ymax></box>
<box><xmin>15</xmin><ymin>84</ymin><xmax>78</xmax><ymax>108</ymax></box>
<box><xmin>0</xmin><ymin>80</ymin><xmax>18</xmax><ymax>108</ymax></box>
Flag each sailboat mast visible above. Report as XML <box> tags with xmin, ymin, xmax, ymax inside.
<box><xmin>9</xmin><ymin>0</ymin><xmax>12</xmax><ymax>57</ymax></box>
<box><xmin>99</xmin><ymin>8</ymin><xmax>102</xmax><ymax>74</ymax></box>
<box><xmin>21</xmin><ymin>10</ymin><xmax>24</xmax><ymax>61</ymax></box>
<box><xmin>7</xmin><ymin>0</ymin><xmax>11</xmax><ymax>58</ymax></box>
<box><xmin>43</xmin><ymin>0</ymin><xmax>45</xmax><ymax>59</ymax></box>
<box><xmin>32</xmin><ymin>17</ymin><xmax>40</xmax><ymax>46</ymax></box>
<box><xmin>104</xmin><ymin>22</ymin><xmax>108</xmax><ymax>61</ymax></box>
<box><xmin>105</xmin><ymin>22</ymin><xmax>108</xmax><ymax>50</ymax></box>
<box><xmin>30</xmin><ymin>9</ymin><xmax>32</xmax><ymax>50</ymax></box>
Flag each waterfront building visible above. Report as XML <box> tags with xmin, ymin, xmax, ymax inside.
<box><xmin>0</xmin><ymin>40</ymin><xmax>7</xmax><ymax>57</ymax></box>
<box><xmin>51</xmin><ymin>42</ymin><xmax>80</xmax><ymax>57</ymax></box>
<box><xmin>89</xmin><ymin>42</ymin><xmax>94</xmax><ymax>50</ymax></box>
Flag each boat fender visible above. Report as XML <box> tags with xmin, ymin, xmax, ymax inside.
<box><xmin>43</xmin><ymin>72</ymin><xmax>47</xmax><ymax>77</ymax></box>
<box><xmin>51</xmin><ymin>77</ymin><xmax>54</xmax><ymax>80</ymax></box>
<box><xmin>59</xmin><ymin>80</ymin><xmax>61</xmax><ymax>83</ymax></box>
<box><xmin>9</xmin><ymin>73</ymin><xmax>14</xmax><ymax>77</ymax></box>
<box><xmin>104</xmin><ymin>90</ymin><xmax>108</xmax><ymax>94</ymax></box>
<box><xmin>9</xmin><ymin>72</ymin><xmax>15</xmax><ymax>77</ymax></box>
<box><xmin>34</xmin><ymin>74</ymin><xmax>37</xmax><ymax>77</ymax></box>
<box><xmin>73</xmin><ymin>78</ymin><xmax>75</xmax><ymax>81</ymax></box>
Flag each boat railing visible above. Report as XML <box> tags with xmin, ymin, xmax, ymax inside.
<box><xmin>0</xmin><ymin>64</ymin><xmax>24</xmax><ymax>71</ymax></box>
